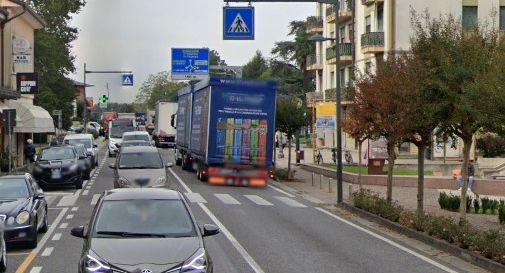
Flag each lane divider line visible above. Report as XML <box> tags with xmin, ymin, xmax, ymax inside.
<box><xmin>59</xmin><ymin>223</ymin><xmax>68</xmax><ymax>229</ymax></box>
<box><xmin>65</xmin><ymin>214</ymin><xmax>74</xmax><ymax>220</ymax></box>
<box><xmin>41</xmin><ymin>247</ymin><xmax>53</xmax><ymax>257</ymax></box>
<box><xmin>168</xmin><ymin>168</ymin><xmax>266</xmax><ymax>273</ymax></box>
<box><xmin>267</xmin><ymin>184</ymin><xmax>296</xmax><ymax>198</ymax></box>
<box><xmin>14</xmin><ymin>207</ymin><xmax>68</xmax><ymax>273</ymax></box>
<box><xmin>51</xmin><ymin>233</ymin><xmax>61</xmax><ymax>241</ymax></box>
<box><xmin>315</xmin><ymin>207</ymin><xmax>458</xmax><ymax>273</ymax></box>
<box><xmin>28</xmin><ymin>267</ymin><xmax>41</xmax><ymax>273</ymax></box>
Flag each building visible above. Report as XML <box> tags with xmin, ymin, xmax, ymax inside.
<box><xmin>306</xmin><ymin>0</ymin><xmax>498</xmax><ymax>160</ymax></box>
<box><xmin>0</xmin><ymin>0</ymin><xmax>54</xmax><ymax>168</ymax></box>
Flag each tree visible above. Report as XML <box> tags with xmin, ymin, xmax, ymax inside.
<box><xmin>411</xmin><ymin>13</ymin><xmax>505</xmax><ymax>221</ymax></box>
<box><xmin>354</xmin><ymin>55</ymin><xmax>411</xmax><ymax>202</ymax></box>
<box><xmin>135</xmin><ymin>71</ymin><xmax>187</xmax><ymax>109</ymax></box>
<box><xmin>31</xmin><ymin>0</ymin><xmax>86</xmax><ymax>129</ymax></box>
<box><xmin>242</xmin><ymin>50</ymin><xmax>268</xmax><ymax>79</ymax></box>
<box><xmin>276</xmin><ymin>96</ymin><xmax>310</xmax><ymax>178</ymax></box>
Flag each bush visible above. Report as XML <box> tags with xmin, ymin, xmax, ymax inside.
<box><xmin>499</xmin><ymin>203</ymin><xmax>505</xmax><ymax>224</ymax></box>
<box><xmin>482</xmin><ymin>197</ymin><xmax>491</xmax><ymax>214</ymax></box>
<box><xmin>438</xmin><ymin>192</ymin><xmax>469</xmax><ymax>212</ymax></box>
<box><xmin>477</xmin><ymin>134</ymin><xmax>505</xmax><ymax>157</ymax></box>
<box><xmin>352</xmin><ymin>189</ymin><xmax>403</xmax><ymax>222</ymax></box>
<box><xmin>490</xmin><ymin>200</ymin><xmax>499</xmax><ymax>214</ymax></box>
<box><xmin>474</xmin><ymin>198</ymin><xmax>480</xmax><ymax>214</ymax></box>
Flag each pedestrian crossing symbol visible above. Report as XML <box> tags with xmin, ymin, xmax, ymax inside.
<box><xmin>223</xmin><ymin>6</ymin><xmax>254</xmax><ymax>40</ymax></box>
<box><xmin>122</xmin><ymin>74</ymin><xmax>133</xmax><ymax>86</ymax></box>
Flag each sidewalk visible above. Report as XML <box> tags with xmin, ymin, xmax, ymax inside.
<box><xmin>275</xmin><ymin>165</ymin><xmax>503</xmax><ymax>231</ymax></box>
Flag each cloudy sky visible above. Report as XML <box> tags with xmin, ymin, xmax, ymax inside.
<box><xmin>71</xmin><ymin>0</ymin><xmax>314</xmax><ymax>103</ymax></box>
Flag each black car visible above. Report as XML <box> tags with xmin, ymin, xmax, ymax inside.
<box><xmin>0</xmin><ymin>222</ymin><xmax>6</xmax><ymax>272</ymax></box>
<box><xmin>0</xmin><ymin>174</ymin><xmax>48</xmax><ymax>248</ymax></box>
<box><xmin>71</xmin><ymin>144</ymin><xmax>93</xmax><ymax>180</ymax></box>
<box><xmin>33</xmin><ymin>146</ymin><xmax>84</xmax><ymax>189</ymax></box>
<box><xmin>71</xmin><ymin>188</ymin><xmax>219</xmax><ymax>273</ymax></box>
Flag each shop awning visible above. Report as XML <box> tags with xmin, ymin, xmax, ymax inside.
<box><xmin>6</xmin><ymin>101</ymin><xmax>54</xmax><ymax>133</ymax></box>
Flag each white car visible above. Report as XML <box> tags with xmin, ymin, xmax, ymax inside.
<box><xmin>121</xmin><ymin>131</ymin><xmax>151</xmax><ymax>145</ymax></box>
<box><xmin>63</xmin><ymin>134</ymin><xmax>98</xmax><ymax>166</ymax></box>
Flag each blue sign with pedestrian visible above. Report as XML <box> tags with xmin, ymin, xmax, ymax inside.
<box><xmin>223</xmin><ymin>6</ymin><xmax>254</xmax><ymax>40</ymax></box>
<box><xmin>171</xmin><ymin>48</ymin><xmax>210</xmax><ymax>80</ymax></box>
<box><xmin>122</xmin><ymin>74</ymin><xmax>133</xmax><ymax>86</ymax></box>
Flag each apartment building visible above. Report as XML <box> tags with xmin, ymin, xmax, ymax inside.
<box><xmin>306</xmin><ymin>0</ymin><xmax>501</xmax><ymax>158</ymax></box>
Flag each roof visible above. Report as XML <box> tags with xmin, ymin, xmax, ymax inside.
<box><xmin>8</xmin><ymin>0</ymin><xmax>46</xmax><ymax>27</ymax></box>
<box><xmin>72</xmin><ymin>80</ymin><xmax>94</xmax><ymax>88</ymax></box>
<box><xmin>0</xmin><ymin>174</ymin><xmax>27</xmax><ymax>179</ymax></box>
<box><xmin>103</xmin><ymin>188</ymin><xmax>181</xmax><ymax>201</ymax></box>
<box><xmin>64</xmin><ymin>134</ymin><xmax>93</xmax><ymax>139</ymax></box>
<box><xmin>120</xmin><ymin>146</ymin><xmax>158</xmax><ymax>154</ymax></box>
<box><xmin>122</xmin><ymin>131</ymin><xmax>149</xmax><ymax>136</ymax></box>
<box><xmin>0</xmin><ymin>7</ymin><xmax>9</xmax><ymax>19</ymax></box>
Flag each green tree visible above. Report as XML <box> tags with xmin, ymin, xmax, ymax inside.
<box><xmin>276</xmin><ymin>96</ymin><xmax>310</xmax><ymax>178</ymax></box>
<box><xmin>135</xmin><ymin>71</ymin><xmax>187</xmax><ymax>109</ymax></box>
<box><xmin>31</xmin><ymin>0</ymin><xmax>86</xmax><ymax>129</ymax></box>
<box><xmin>242</xmin><ymin>50</ymin><xmax>268</xmax><ymax>79</ymax></box>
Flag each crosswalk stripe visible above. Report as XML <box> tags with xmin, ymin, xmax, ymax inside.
<box><xmin>274</xmin><ymin>196</ymin><xmax>307</xmax><ymax>208</ymax></box>
<box><xmin>244</xmin><ymin>195</ymin><xmax>273</xmax><ymax>206</ymax></box>
<box><xmin>214</xmin><ymin>194</ymin><xmax>241</xmax><ymax>205</ymax></box>
<box><xmin>184</xmin><ymin>193</ymin><xmax>207</xmax><ymax>203</ymax></box>
<box><xmin>29</xmin><ymin>267</ymin><xmax>42</xmax><ymax>273</ymax></box>
<box><xmin>91</xmin><ymin>194</ymin><xmax>100</xmax><ymax>205</ymax></box>
<box><xmin>41</xmin><ymin>247</ymin><xmax>54</xmax><ymax>257</ymax></box>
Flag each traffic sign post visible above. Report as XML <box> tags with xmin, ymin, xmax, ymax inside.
<box><xmin>223</xmin><ymin>6</ymin><xmax>255</xmax><ymax>40</ymax></box>
<box><xmin>171</xmin><ymin>48</ymin><xmax>210</xmax><ymax>80</ymax></box>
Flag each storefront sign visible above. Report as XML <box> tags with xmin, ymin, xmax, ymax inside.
<box><xmin>16</xmin><ymin>73</ymin><xmax>38</xmax><ymax>94</ymax></box>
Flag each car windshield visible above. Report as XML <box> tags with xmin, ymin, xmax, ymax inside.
<box><xmin>73</xmin><ymin>145</ymin><xmax>86</xmax><ymax>156</ymax></box>
<box><xmin>0</xmin><ymin>178</ymin><xmax>29</xmax><ymax>199</ymax></box>
<box><xmin>110</xmin><ymin>126</ymin><xmax>134</xmax><ymax>138</ymax></box>
<box><xmin>64</xmin><ymin>138</ymin><xmax>91</xmax><ymax>149</ymax></box>
<box><xmin>123</xmin><ymin>134</ymin><xmax>150</xmax><ymax>142</ymax></box>
<box><xmin>94</xmin><ymin>199</ymin><xmax>196</xmax><ymax>237</ymax></box>
<box><xmin>122</xmin><ymin>141</ymin><xmax>150</xmax><ymax>147</ymax></box>
<box><xmin>119</xmin><ymin>152</ymin><xmax>163</xmax><ymax>169</ymax></box>
<box><xmin>40</xmin><ymin>147</ymin><xmax>75</xmax><ymax>160</ymax></box>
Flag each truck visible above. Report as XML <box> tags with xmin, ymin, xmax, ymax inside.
<box><xmin>107</xmin><ymin>119</ymin><xmax>135</xmax><ymax>156</ymax></box>
<box><xmin>153</xmin><ymin>101</ymin><xmax>177</xmax><ymax>147</ymax></box>
<box><xmin>175</xmin><ymin>78</ymin><xmax>276</xmax><ymax>187</ymax></box>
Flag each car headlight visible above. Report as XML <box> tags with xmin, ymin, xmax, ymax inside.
<box><xmin>181</xmin><ymin>248</ymin><xmax>207</xmax><ymax>273</ymax></box>
<box><xmin>84</xmin><ymin>253</ymin><xmax>111</xmax><ymax>273</ymax></box>
<box><xmin>69</xmin><ymin>164</ymin><xmax>79</xmax><ymax>172</ymax></box>
<box><xmin>15</xmin><ymin>211</ymin><xmax>30</xmax><ymax>225</ymax></box>
<box><xmin>118</xmin><ymin>177</ymin><xmax>131</xmax><ymax>187</ymax></box>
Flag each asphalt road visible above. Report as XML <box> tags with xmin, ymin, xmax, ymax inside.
<box><xmin>4</xmin><ymin>144</ymin><xmax>491</xmax><ymax>273</ymax></box>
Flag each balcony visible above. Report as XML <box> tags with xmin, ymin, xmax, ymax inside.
<box><xmin>324</xmin><ymin>87</ymin><xmax>353</xmax><ymax>103</ymax></box>
<box><xmin>306</xmin><ymin>91</ymin><xmax>323</xmax><ymax>107</ymax></box>
<box><xmin>361</xmin><ymin>0</ymin><xmax>383</xmax><ymax>5</ymax></box>
<box><xmin>326</xmin><ymin>2</ymin><xmax>352</xmax><ymax>23</ymax></box>
<box><xmin>0</xmin><ymin>86</ymin><xmax>20</xmax><ymax>100</ymax></box>
<box><xmin>326</xmin><ymin>43</ymin><xmax>353</xmax><ymax>65</ymax></box>
<box><xmin>361</xmin><ymin>32</ymin><xmax>384</xmax><ymax>54</ymax></box>
<box><xmin>306</xmin><ymin>16</ymin><xmax>323</xmax><ymax>34</ymax></box>
<box><xmin>306</xmin><ymin>54</ymin><xmax>324</xmax><ymax>71</ymax></box>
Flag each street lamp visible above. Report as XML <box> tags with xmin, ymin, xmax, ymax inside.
<box><xmin>309</xmin><ymin>1</ymin><xmax>343</xmax><ymax>203</ymax></box>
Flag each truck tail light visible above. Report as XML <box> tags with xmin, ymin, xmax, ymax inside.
<box><xmin>250</xmin><ymin>179</ymin><xmax>266</xmax><ymax>187</ymax></box>
<box><xmin>209</xmin><ymin>176</ymin><xmax>225</xmax><ymax>184</ymax></box>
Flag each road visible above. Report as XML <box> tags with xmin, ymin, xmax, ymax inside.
<box><xmin>5</xmin><ymin>144</ymin><xmax>490</xmax><ymax>273</ymax></box>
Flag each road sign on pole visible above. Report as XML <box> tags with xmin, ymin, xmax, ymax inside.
<box><xmin>122</xmin><ymin>74</ymin><xmax>134</xmax><ymax>86</ymax></box>
<box><xmin>223</xmin><ymin>6</ymin><xmax>254</xmax><ymax>40</ymax></box>
<box><xmin>171</xmin><ymin>48</ymin><xmax>210</xmax><ymax>80</ymax></box>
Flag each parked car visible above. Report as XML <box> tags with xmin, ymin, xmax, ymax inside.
<box><xmin>71</xmin><ymin>144</ymin><xmax>93</xmax><ymax>180</ymax></box>
<box><xmin>109</xmin><ymin>146</ymin><xmax>171</xmax><ymax>188</ymax></box>
<box><xmin>87</xmin><ymin>122</ymin><xmax>102</xmax><ymax>136</ymax></box>
<box><xmin>0</xmin><ymin>222</ymin><xmax>6</xmax><ymax>272</ymax></box>
<box><xmin>0</xmin><ymin>174</ymin><xmax>48</xmax><ymax>249</ymax></box>
<box><xmin>33</xmin><ymin>146</ymin><xmax>84</xmax><ymax>189</ymax></box>
<box><xmin>64</xmin><ymin>134</ymin><xmax>98</xmax><ymax>167</ymax></box>
<box><xmin>70</xmin><ymin>188</ymin><xmax>219</xmax><ymax>273</ymax></box>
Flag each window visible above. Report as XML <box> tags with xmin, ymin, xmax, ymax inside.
<box><xmin>340</xmin><ymin>68</ymin><xmax>345</xmax><ymax>88</ymax></box>
<box><xmin>463</xmin><ymin>6</ymin><xmax>478</xmax><ymax>30</ymax></box>
<box><xmin>377</xmin><ymin>4</ymin><xmax>384</xmax><ymax>32</ymax></box>
<box><xmin>365</xmin><ymin>15</ymin><xmax>371</xmax><ymax>33</ymax></box>
<box><xmin>365</xmin><ymin>62</ymin><xmax>372</xmax><ymax>74</ymax></box>
<box><xmin>500</xmin><ymin>6</ymin><xmax>505</xmax><ymax>30</ymax></box>
<box><xmin>348</xmin><ymin>23</ymin><xmax>353</xmax><ymax>41</ymax></box>
<box><xmin>330</xmin><ymin>72</ymin><xmax>335</xmax><ymax>88</ymax></box>
<box><xmin>340</xmin><ymin>26</ymin><xmax>345</xmax><ymax>43</ymax></box>
<box><xmin>330</xmin><ymin>31</ymin><xmax>335</xmax><ymax>39</ymax></box>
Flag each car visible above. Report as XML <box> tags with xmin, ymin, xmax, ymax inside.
<box><xmin>70</xmin><ymin>188</ymin><xmax>219</xmax><ymax>273</ymax></box>
<box><xmin>33</xmin><ymin>146</ymin><xmax>84</xmax><ymax>190</ymax></box>
<box><xmin>64</xmin><ymin>134</ymin><xmax>98</xmax><ymax>167</ymax></box>
<box><xmin>109</xmin><ymin>146</ymin><xmax>171</xmax><ymax>188</ymax></box>
<box><xmin>121</xmin><ymin>131</ymin><xmax>151</xmax><ymax>145</ymax></box>
<box><xmin>120</xmin><ymin>140</ymin><xmax>151</xmax><ymax>149</ymax></box>
<box><xmin>71</xmin><ymin>144</ymin><xmax>93</xmax><ymax>180</ymax></box>
<box><xmin>87</xmin><ymin>122</ymin><xmax>102</xmax><ymax>135</ymax></box>
<box><xmin>0</xmin><ymin>222</ymin><xmax>6</xmax><ymax>272</ymax></box>
<box><xmin>0</xmin><ymin>174</ymin><xmax>48</xmax><ymax>249</ymax></box>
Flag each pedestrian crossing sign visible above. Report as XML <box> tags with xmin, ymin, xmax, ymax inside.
<box><xmin>223</xmin><ymin>6</ymin><xmax>254</xmax><ymax>40</ymax></box>
<box><xmin>122</xmin><ymin>74</ymin><xmax>133</xmax><ymax>86</ymax></box>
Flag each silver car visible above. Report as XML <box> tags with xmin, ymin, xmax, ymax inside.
<box><xmin>0</xmin><ymin>222</ymin><xmax>6</xmax><ymax>272</ymax></box>
<box><xmin>109</xmin><ymin>146</ymin><xmax>172</xmax><ymax>188</ymax></box>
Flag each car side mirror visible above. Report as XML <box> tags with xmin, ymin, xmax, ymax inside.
<box><xmin>202</xmin><ymin>224</ymin><xmax>220</xmax><ymax>237</ymax></box>
<box><xmin>165</xmin><ymin>162</ymin><xmax>173</xmax><ymax>168</ymax></box>
<box><xmin>70</xmin><ymin>226</ymin><xmax>86</xmax><ymax>238</ymax></box>
<box><xmin>108</xmin><ymin>164</ymin><xmax>115</xmax><ymax>169</ymax></box>
<box><xmin>34</xmin><ymin>193</ymin><xmax>45</xmax><ymax>199</ymax></box>
<box><xmin>93</xmin><ymin>144</ymin><xmax>98</xmax><ymax>148</ymax></box>
<box><xmin>79</xmin><ymin>155</ymin><xmax>86</xmax><ymax>160</ymax></box>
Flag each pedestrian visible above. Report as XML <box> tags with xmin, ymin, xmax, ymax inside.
<box><xmin>316</xmin><ymin>150</ymin><xmax>323</xmax><ymax>165</ymax></box>
<box><xmin>24</xmin><ymin>139</ymin><xmax>36</xmax><ymax>173</ymax></box>
<box><xmin>50</xmin><ymin>136</ymin><xmax>58</xmax><ymax>146</ymax></box>
<box><xmin>457</xmin><ymin>162</ymin><xmax>475</xmax><ymax>192</ymax></box>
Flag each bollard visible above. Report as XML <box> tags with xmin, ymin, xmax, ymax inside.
<box><xmin>320</xmin><ymin>174</ymin><xmax>323</xmax><ymax>189</ymax></box>
<box><xmin>328</xmin><ymin>177</ymin><xmax>332</xmax><ymax>193</ymax></box>
<box><xmin>312</xmin><ymin>172</ymin><xmax>314</xmax><ymax>186</ymax></box>
<box><xmin>349</xmin><ymin>184</ymin><xmax>354</xmax><ymax>200</ymax></box>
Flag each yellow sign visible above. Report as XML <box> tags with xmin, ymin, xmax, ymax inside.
<box><xmin>316</xmin><ymin>102</ymin><xmax>336</xmax><ymax>117</ymax></box>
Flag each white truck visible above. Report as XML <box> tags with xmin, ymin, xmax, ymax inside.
<box><xmin>153</xmin><ymin>101</ymin><xmax>177</xmax><ymax>147</ymax></box>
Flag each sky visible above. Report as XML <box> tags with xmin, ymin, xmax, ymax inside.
<box><xmin>71</xmin><ymin>0</ymin><xmax>314</xmax><ymax>104</ymax></box>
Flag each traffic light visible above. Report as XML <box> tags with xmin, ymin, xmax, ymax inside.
<box><xmin>99</xmin><ymin>95</ymin><xmax>108</xmax><ymax>104</ymax></box>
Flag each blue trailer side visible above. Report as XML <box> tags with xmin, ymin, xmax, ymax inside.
<box><xmin>175</xmin><ymin>84</ymin><xmax>193</xmax><ymax>167</ymax></box>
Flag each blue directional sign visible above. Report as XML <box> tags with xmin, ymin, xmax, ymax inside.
<box><xmin>223</xmin><ymin>6</ymin><xmax>254</xmax><ymax>40</ymax></box>
<box><xmin>171</xmin><ymin>48</ymin><xmax>210</xmax><ymax>80</ymax></box>
<box><xmin>122</xmin><ymin>74</ymin><xmax>133</xmax><ymax>86</ymax></box>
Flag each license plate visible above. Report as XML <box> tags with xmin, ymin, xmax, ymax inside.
<box><xmin>51</xmin><ymin>169</ymin><xmax>62</xmax><ymax>179</ymax></box>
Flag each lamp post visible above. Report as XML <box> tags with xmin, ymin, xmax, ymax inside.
<box><xmin>309</xmin><ymin>2</ymin><xmax>343</xmax><ymax>204</ymax></box>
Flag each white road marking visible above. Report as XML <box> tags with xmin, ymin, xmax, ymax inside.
<box><xmin>29</xmin><ymin>267</ymin><xmax>42</xmax><ymax>273</ymax></box>
<box><xmin>168</xmin><ymin>168</ymin><xmax>265</xmax><ymax>273</ymax></box>
<box><xmin>274</xmin><ymin>196</ymin><xmax>307</xmax><ymax>208</ymax></box>
<box><xmin>59</xmin><ymin>223</ymin><xmax>68</xmax><ymax>229</ymax></box>
<box><xmin>184</xmin><ymin>193</ymin><xmax>207</xmax><ymax>203</ymax></box>
<box><xmin>56</xmin><ymin>190</ymin><xmax>81</xmax><ymax>207</ymax></box>
<box><xmin>82</xmin><ymin>190</ymin><xmax>89</xmax><ymax>196</ymax></box>
<box><xmin>244</xmin><ymin>195</ymin><xmax>273</xmax><ymax>206</ymax></box>
<box><xmin>52</xmin><ymin>233</ymin><xmax>62</xmax><ymax>241</ymax></box>
<box><xmin>91</xmin><ymin>194</ymin><xmax>100</xmax><ymax>205</ymax></box>
<box><xmin>71</xmin><ymin>207</ymin><xmax>79</xmax><ymax>212</ymax></box>
<box><xmin>66</xmin><ymin>214</ymin><xmax>74</xmax><ymax>219</ymax></box>
<box><xmin>41</xmin><ymin>247</ymin><xmax>54</xmax><ymax>257</ymax></box>
<box><xmin>316</xmin><ymin>208</ymin><xmax>458</xmax><ymax>273</ymax></box>
<box><xmin>90</xmin><ymin>179</ymin><xmax>95</xmax><ymax>182</ymax></box>
<box><xmin>44</xmin><ymin>192</ymin><xmax>73</xmax><ymax>196</ymax></box>
<box><xmin>267</xmin><ymin>184</ymin><xmax>295</xmax><ymax>198</ymax></box>
<box><xmin>82</xmin><ymin>180</ymin><xmax>88</xmax><ymax>188</ymax></box>
<box><xmin>215</xmin><ymin>194</ymin><xmax>241</xmax><ymax>205</ymax></box>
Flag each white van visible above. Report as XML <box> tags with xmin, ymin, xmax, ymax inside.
<box><xmin>63</xmin><ymin>134</ymin><xmax>98</xmax><ymax>166</ymax></box>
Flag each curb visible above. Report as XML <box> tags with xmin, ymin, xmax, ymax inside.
<box><xmin>338</xmin><ymin>203</ymin><xmax>505</xmax><ymax>273</ymax></box>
